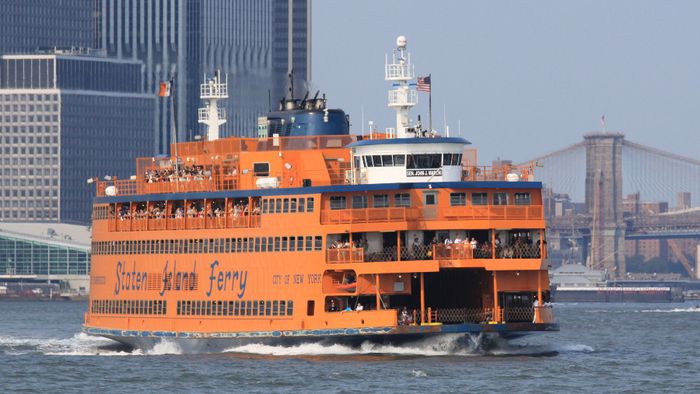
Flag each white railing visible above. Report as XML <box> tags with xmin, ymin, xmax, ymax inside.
<box><xmin>197</xmin><ymin>107</ymin><xmax>226</xmax><ymax>121</ymax></box>
<box><xmin>385</xmin><ymin>63</ymin><xmax>415</xmax><ymax>80</ymax></box>
<box><xmin>388</xmin><ymin>89</ymin><xmax>417</xmax><ymax>107</ymax></box>
<box><xmin>200</xmin><ymin>82</ymin><xmax>228</xmax><ymax>98</ymax></box>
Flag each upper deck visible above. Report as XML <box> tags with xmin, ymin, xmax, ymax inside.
<box><xmin>93</xmin><ymin>134</ymin><xmax>536</xmax><ymax>199</ymax></box>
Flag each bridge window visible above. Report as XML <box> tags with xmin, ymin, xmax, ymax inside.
<box><xmin>253</xmin><ymin>162</ymin><xmax>270</xmax><ymax>176</ymax></box>
<box><xmin>381</xmin><ymin>155</ymin><xmax>393</xmax><ymax>166</ymax></box>
<box><xmin>290</xmin><ymin>199</ymin><xmax>297</xmax><ymax>213</ymax></box>
<box><xmin>299</xmin><ymin>198</ymin><xmax>305</xmax><ymax>212</ymax></box>
<box><xmin>372</xmin><ymin>155</ymin><xmax>383</xmax><ymax>167</ymax></box>
<box><xmin>515</xmin><ymin>192</ymin><xmax>531</xmax><ymax>205</ymax></box>
<box><xmin>493</xmin><ymin>192</ymin><xmax>508</xmax><ymax>205</ymax></box>
<box><xmin>424</xmin><ymin>192</ymin><xmax>437</xmax><ymax>206</ymax></box>
<box><xmin>472</xmin><ymin>193</ymin><xmax>488</xmax><ymax>205</ymax></box>
<box><xmin>373</xmin><ymin>194</ymin><xmax>389</xmax><ymax>208</ymax></box>
<box><xmin>394</xmin><ymin>193</ymin><xmax>411</xmax><ymax>207</ymax></box>
<box><xmin>330</xmin><ymin>196</ymin><xmax>346</xmax><ymax>210</ymax></box>
<box><xmin>352</xmin><ymin>195</ymin><xmax>368</xmax><ymax>209</ymax></box>
<box><xmin>450</xmin><ymin>193</ymin><xmax>466</xmax><ymax>206</ymax></box>
<box><xmin>407</xmin><ymin>154</ymin><xmax>442</xmax><ymax>169</ymax></box>
<box><xmin>443</xmin><ymin>153</ymin><xmax>463</xmax><ymax>166</ymax></box>
<box><xmin>393</xmin><ymin>154</ymin><xmax>406</xmax><ymax>166</ymax></box>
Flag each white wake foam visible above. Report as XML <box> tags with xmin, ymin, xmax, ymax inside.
<box><xmin>640</xmin><ymin>307</ymin><xmax>700</xmax><ymax>313</ymax></box>
<box><xmin>224</xmin><ymin>334</ymin><xmax>500</xmax><ymax>357</ymax></box>
<box><xmin>0</xmin><ymin>332</ymin><xmax>131</xmax><ymax>356</ymax></box>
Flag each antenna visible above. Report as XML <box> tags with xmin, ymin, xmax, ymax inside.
<box><xmin>197</xmin><ymin>70</ymin><xmax>228</xmax><ymax>141</ymax></box>
<box><xmin>443</xmin><ymin>104</ymin><xmax>448</xmax><ymax>137</ymax></box>
<box><xmin>361</xmin><ymin>105</ymin><xmax>365</xmax><ymax>136</ymax></box>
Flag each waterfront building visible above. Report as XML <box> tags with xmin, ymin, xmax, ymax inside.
<box><xmin>0</xmin><ymin>51</ymin><xmax>154</xmax><ymax>225</ymax></box>
<box><xmin>97</xmin><ymin>0</ymin><xmax>311</xmax><ymax>154</ymax></box>
<box><xmin>0</xmin><ymin>223</ymin><xmax>91</xmax><ymax>294</ymax></box>
<box><xmin>0</xmin><ymin>0</ymin><xmax>95</xmax><ymax>54</ymax></box>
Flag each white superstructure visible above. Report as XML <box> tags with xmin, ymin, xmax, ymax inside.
<box><xmin>198</xmin><ymin>70</ymin><xmax>228</xmax><ymax>141</ymax></box>
<box><xmin>385</xmin><ymin>36</ymin><xmax>417</xmax><ymax>138</ymax></box>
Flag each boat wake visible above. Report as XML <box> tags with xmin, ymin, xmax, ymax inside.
<box><xmin>640</xmin><ymin>306</ymin><xmax>700</xmax><ymax>313</ymax></box>
<box><xmin>223</xmin><ymin>334</ymin><xmax>593</xmax><ymax>358</ymax></box>
<box><xmin>0</xmin><ymin>333</ymin><xmax>183</xmax><ymax>357</ymax></box>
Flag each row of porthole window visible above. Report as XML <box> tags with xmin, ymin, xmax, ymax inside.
<box><xmin>91</xmin><ymin>235</ymin><xmax>324</xmax><ymax>255</ymax></box>
<box><xmin>329</xmin><ymin>192</ymin><xmax>531</xmax><ymax>210</ymax></box>
<box><xmin>176</xmin><ymin>299</ymin><xmax>294</xmax><ymax>317</ymax></box>
<box><xmin>91</xmin><ymin>299</ymin><xmax>167</xmax><ymax>315</ymax></box>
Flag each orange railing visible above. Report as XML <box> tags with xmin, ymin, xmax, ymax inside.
<box><xmin>326</xmin><ymin>248</ymin><xmax>364</xmax><ymax>263</ymax></box>
<box><xmin>96</xmin><ymin>175</ymin><xmax>238</xmax><ymax>197</ymax></box>
<box><xmin>320</xmin><ymin>205</ymin><xmax>543</xmax><ymax>224</ymax></box>
<box><xmin>110</xmin><ymin>214</ymin><xmax>261</xmax><ymax>232</ymax></box>
<box><xmin>419</xmin><ymin>306</ymin><xmax>553</xmax><ymax>325</ymax></box>
<box><xmin>462</xmin><ymin>162</ymin><xmax>536</xmax><ymax>182</ymax></box>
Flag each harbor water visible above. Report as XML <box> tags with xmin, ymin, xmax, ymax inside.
<box><xmin>0</xmin><ymin>301</ymin><xmax>698</xmax><ymax>393</ymax></box>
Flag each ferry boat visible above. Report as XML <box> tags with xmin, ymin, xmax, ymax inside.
<box><xmin>84</xmin><ymin>36</ymin><xmax>557</xmax><ymax>351</ymax></box>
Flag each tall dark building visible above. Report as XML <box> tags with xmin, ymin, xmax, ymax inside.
<box><xmin>0</xmin><ymin>0</ymin><xmax>95</xmax><ymax>54</ymax></box>
<box><xmin>97</xmin><ymin>0</ymin><xmax>311</xmax><ymax>154</ymax></box>
<box><xmin>0</xmin><ymin>52</ymin><xmax>155</xmax><ymax>224</ymax></box>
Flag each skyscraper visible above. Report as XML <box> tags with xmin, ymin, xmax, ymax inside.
<box><xmin>0</xmin><ymin>0</ymin><xmax>95</xmax><ymax>54</ymax></box>
<box><xmin>97</xmin><ymin>0</ymin><xmax>311</xmax><ymax>154</ymax></box>
<box><xmin>0</xmin><ymin>51</ymin><xmax>155</xmax><ymax>224</ymax></box>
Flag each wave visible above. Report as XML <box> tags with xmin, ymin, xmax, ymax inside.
<box><xmin>640</xmin><ymin>307</ymin><xmax>700</xmax><ymax>313</ymax></box>
<box><xmin>223</xmin><ymin>334</ymin><xmax>590</xmax><ymax>358</ymax></box>
<box><xmin>0</xmin><ymin>333</ymin><xmax>187</xmax><ymax>357</ymax></box>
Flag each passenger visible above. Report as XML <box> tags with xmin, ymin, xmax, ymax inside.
<box><xmin>329</xmin><ymin>299</ymin><xmax>337</xmax><ymax>312</ymax></box>
<box><xmin>355</xmin><ymin>303</ymin><xmax>363</xmax><ymax>311</ymax></box>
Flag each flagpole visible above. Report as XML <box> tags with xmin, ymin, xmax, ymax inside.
<box><xmin>428</xmin><ymin>73</ymin><xmax>432</xmax><ymax>134</ymax></box>
<box><xmin>170</xmin><ymin>77</ymin><xmax>180</xmax><ymax>191</ymax></box>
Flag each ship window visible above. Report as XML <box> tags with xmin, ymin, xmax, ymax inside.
<box><xmin>450</xmin><ymin>193</ymin><xmax>466</xmax><ymax>206</ymax></box>
<box><xmin>372</xmin><ymin>155</ymin><xmax>382</xmax><ymax>167</ymax></box>
<box><xmin>393</xmin><ymin>154</ymin><xmax>406</xmax><ymax>166</ymax></box>
<box><xmin>289</xmin><ymin>236</ymin><xmax>296</xmax><ymax>251</ymax></box>
<box><xmin>330</xmin><ymin>196</ymin><xmax>346</xmax><ymax>210</ymax></box>
<box><xmin>260</xmin><ymin>237</ymin><xmax>267</xmax><ymax>252</ymax></box>
<box><xmin>233</xmin><ymin>301</ymin><xmax>239</xmax><ymax>316</ymax></box>
<box><xmin>279</xmin><ymin>300</ymin><xmax>286</xmax><ymax>316</ymax></box>
<box><xmin>273</xmin><ymin>300</ymin><xmax>279</xmax><ymax>316</ymax></box>
<box><xmin>452</xmin><ymin>153</ymin><xmax>462</xmax><ymax>165</ymax></box>
<box><xmin>373</xmin><ymin>194</ymin><xmax>389</xmax><ymax>208</ymax></box>
<box><xmin>472</xmin><ymin>192</ymin><xmax>488</xmax><ymax>205</ymax></box>
<box><xmin>381</xmin><ymin>155</ymin><xmax>393</xmax><ymax>166</ymax></box>
<box><xmin>305</xmin><ymin>236</ymin><xmax>313</xmax><ymax>251</ymax></box>
<box><xmin>288</xmin><ymin>300</ymin><xmax>294</xmax><ymax>316</ymax></box>
<box><xmin>307</xmin><ymin>300</ymin><xmax>315</xmax><ymax>316</ymax></box>
<box><xmin>314</xmin><ymin>236</ymin><xmax>323</xmax><ymax>251</ymax></box>
<box><xmin>443</xmin><ymin>153</ymin><xmax>453</xmax><ymax>165</ymax></box>
<box><xmin>265</xmin><ymin>300</ymin><xmax>272</xmax><ymax>316</ymax></box>
<box><xmin>283</xmin><ymin>198</ymin><xmax>290</xmax><ymax>213</ymax></box>
<box><xmin>275</xmin><ymin>199</ymin><xmax>282</xmax><ymax>213</ymax></box>
<box><xmin>364</xmin><ymin>156</ymin><xmax>373</xmax><ymax>167</ymax></box>
<box><xmin>493</xmin><ymin>192</ymin><xmax>508</xmax><ymax>206</ymax></box>
<box><xmin>352</xmin><ymin>195</ymin><xmax>368</xmax><ymax>209</ymax></box>
<box><xmin>307</xmin><ymin>198</ymin><xmax>315</xmax><ymax>212</ymax></box>
<box><xmin>407</xmin><ymin>154</ymin><xmax>442</xmax><ymax>169</ymax></box>
<box><xmin>282</xmin><ymin>237</ymin><xmax>288</xmax><ymax>251</ymax></box>
<box><xmin>253</xmin><ymin>162</ymin><xmax>270</xmax><ymax>176</ymax></box>
<box><xmin>298</xmin><ymin>198</ymin><xmax>305</xmax><ymax>212</ymax></box>
<box><xmin>254</xmin><ymin>237</ymin><xmax>261</xmax><ymax>252</ymax></box>
<box><xmin>297</xmin><ymin>236</ymin><xmax>304</xmax><ymax>251</ymax></box>
<box><xmin>262</xmin><ymin>199</ymin><xmax>269</xmax><ymax>214</ymax></box>
<box><xmin>424</xmin><ymin>192</ymin><xmax>437</xmax><ymax>206</ymax></box>
<box><xmin>515</xmin><ymin>192</ymin><xmax>531</xmax><ymax>205</ymax></box>
<box><xmin>267</xmin><ymin>237</ymin><xmax>273</xmax><ymax>252</ymax></box>
<box><xmin>259</xmin><ymin>300</ymin><xmax>265</xmax><ymax>316</ymax></box>
<box><xmin>290</xmin><ymin>199</ymin><xmax>297</xmax><ymax>213</ymax></box>
<box><xmin>274</xmin><ymin>237</ymin><xmax>281</xmax><ymax>252</ymax></box>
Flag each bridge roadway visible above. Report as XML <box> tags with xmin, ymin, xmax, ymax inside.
<box><xmin>547</xmin><ymin>212</ymin><xmax>700</xmax><ymax>240</ymax></box>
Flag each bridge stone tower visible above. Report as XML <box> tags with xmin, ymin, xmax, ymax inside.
<box><xmin>584</xmin><ymin>132</ymin><xmax>626</xmax><ymax>277</ymax></box>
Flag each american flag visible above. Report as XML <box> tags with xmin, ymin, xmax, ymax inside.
<box><xmin>417</xmin><ymin>75</ymin><xmax>431</xmax><ymax>93</ymax></box>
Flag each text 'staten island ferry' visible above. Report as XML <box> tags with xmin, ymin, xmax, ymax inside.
<box><xmin>84</xmin><ymin>37</ymin><xmax>557</xmax><ymax>351</ymax></box>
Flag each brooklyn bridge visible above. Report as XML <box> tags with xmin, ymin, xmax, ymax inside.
<box><xmin>522</xmin><ymin>132</ymin><xmax>700</xmax><ymax>279</ymax></box>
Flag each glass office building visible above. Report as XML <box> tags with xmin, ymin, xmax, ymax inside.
<box><xmin>0</xmin><ymin>0</ymin><xmax>95</xmax><ymax>54</ymax></box>
<box><xmin>0</xmin><ymin>52</ymin><xmax>155</xmax><ymax>224</ymax></box>
<box><xmin>0</xmin><ymin>223</ymin><xmax>91</xmax><ymax>294</ymax></box>
<box><xmin>97</xmin><ymin>0</ymin><xmax>311</xmax><ymax>153</ymax></box>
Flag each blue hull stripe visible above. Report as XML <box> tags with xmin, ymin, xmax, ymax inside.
<box><xmin>84</xmin><ymin>322</ymin><xmax>559</xmax><ymax>340</ymax></box>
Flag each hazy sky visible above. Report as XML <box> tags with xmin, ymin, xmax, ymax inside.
<box><xmin>312</xmin><ymin>0</ymin><xmax>700</xmax><ymax>164</ymax></box>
